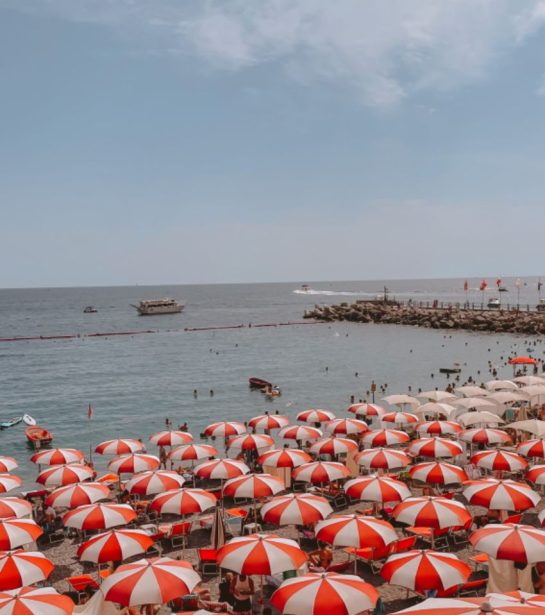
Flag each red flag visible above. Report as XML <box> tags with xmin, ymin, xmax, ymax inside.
<box><xmin>87</xmin><ymin>404</ymin><xmax>93</xmax><ymax>419</ymax></box>
<box><xmin>480</xmin><ymin>279</ymin><xmax>487</xmax><ymax>291</ymax></box>
<box><xmin>463</xmin><ymin>280</ymin><xmax>469</xmax><ymax>291</ymax></box>
<box><xmin>496</xmin><ymin>278</ymin><xmax>502</xmax><ymax>288</ymax></box>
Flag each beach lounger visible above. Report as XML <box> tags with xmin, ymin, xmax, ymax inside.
<box><xmin>198</xmin><ymin>548</ymin><xmax>219</xmax><ymax>575</ymax></box>
<box><xmin>458</xmin><ymin>578</ymin><xmax>487</xmax><ymax>597</ymax></box>
<box><xmin>168</xmin><ymin>520</ymin><xmax>192</xmax><ymax>548</ymax></box>
<box><xmin>390</xmin><ymin>536</ymin><xmax>417</xmax><ymax>554</ymax></box>
<box><xmin>345</xmin><ymin>543</ymin><xmax>392</xmax><ymax>573</ymax></box>
<box><xmin>67</xmin><ymin>575</ymin><xmax>100</xmax><ymax>604</ymax></box>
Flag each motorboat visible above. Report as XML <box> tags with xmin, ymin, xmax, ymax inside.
<box><xmin>439</xmin><ymin>363</ymin><xmax>462</xmax><ymax>374</ymax></box>
<box><xmin>498</xmin><ymin>287</ymin><xmax>508</xmax><ymax>292</ymax></box>
<box><xmin>249</xmin><ymin>377</ymin><xmax>272</xmax><ymax>390</ymax></box>
<box><xmin>537</xmin><ymin>299</ymin><xmax>545</xmax><ymax>312</ymax></box>
<box><xmin>131</xmin><ymin>298</ymin><xmax>184</xmax><ymax>315</ymax></box>
<box><xmin>25</xmin><ymin>425</ymin><xmax>53</xmax><ymax>448</ymax></box>
<box><xmin>83</xmin><ymin>306</ymin><xmax>98</xmax><ymax>313</ymax></box>
<box><xmin>487</xmin><ymin>298</ymin><xmax>501</xmax><ymax>309</ymax></box>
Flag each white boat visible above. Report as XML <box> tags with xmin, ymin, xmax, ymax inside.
<box><xmin>537</xmin><ymin>299</ymin><xmax>545</xmax><ymax>312</ymax></box>
<box><xmin>131</xmin><ymin>298</ymin><xmax>184</xmax><ymax>316</ymax></box>
<box><xmin>487</xmin><ymin>298</ymin><xmax>501</xmax><ymax>309</ymax></box>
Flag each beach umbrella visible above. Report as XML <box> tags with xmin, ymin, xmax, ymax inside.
<box><xmin>526</xmin><ymin>464</ymin><xmax>545</xmax><ymax>485</ymax></box>
<box><xmin>0</xmin><ymin>475</ymin><xmax>22</xmax><ymax>494</ymax></box>
<box><xmin>392</xmin><ymin>497</ymin><xmax>471</xmax><ymax>529</ymax></box>
<box><xmin>509</xmin><ymin>356</ymin><xmax>537</xmax><ymax>366</ymax></box>
<box><xmin>36</xmin><ymin>464</ymin><xmax>94</xmax><ymax>487</ymax></box>
<box><xmin>381</xmin><ymin>550</ymin><xmax>471</xmax><ymax>592</ymax></box>
<box><xmin>63</xmin><ymin>503</ymin><xmax>136</xmax><ymax>530</ymax></box>
<box><xmin>0</xmin><ymin>586</ymin><xmax>74</xmax><ymax>615</ymax></box>
<box><xmin>418</xmin><ymin>391</ymin><xmax>457</xmax><ymax>402</ymax></box>
<box><xmin>100</xmin><ymin>557</ymin><xmax>201</xmax><ymax>606</ymax></box>
<box><xmin>471</xmin><ymin>450</ymin><xmax>527</xmax><ymax>473</ymax></box>
<box><xmin>508</xmin><ymin>419</ymin><xmax>545</xmax><ymax>436</ymax></box>
<box><xmin>409</xmin><ymin>437</ymin><xmax>463</xmax><ymax>458</ymax></box>
<box><xmin>488</xmin><ymin>391</ymin><xmax>529</xmax><ymax>405</ymax></box>
<box><xmin>461</xmin><ymin>428</ymin><xmax>512</xmax><ymax>446</ymax></box>
<box><xmin>0</xmin><ymin>457</ymin><xmax>17</xmax><ymax>473</ymax></box>
<box><xmin>486</xmin><ymin>592</ymin><xmax>545</xmax><ymax>608</ymax></box>
<box><xmin>462</xmin><ymin>479</ymin><xmax>540</xmax><ymax>511</ymax></box>
<box><xmin>361</xmin><ymin>429</ymin><xmax>410</xmax><ymax>447</ymax></box>
<box><xmin>344</xmin><ymin>475</ymin><xmax>411</xmax><ymax>503</ymax></box>
<box><xmin>168</xmin><ymin>443</ymin><xmax>217</xmax><ymax>462</ymax></box>
<box><xmin>486</xmin><ymin>380</ymin><xmax>519</xmax><ymax>391</ymax></box>
<box><xmin>258</xmin><ymin>448</ymin><xmax>311</xmax><ymax>468</ymax></box>
<box><xmin>355</xmin><ymin>448</ymin><xmax>411</xmax><ymax>470</ymax></box>
<box><xmin>226</xmin><ymin>433</ymin><xmax>274</xmax><ymax>454</ymax></box>
<box><xmin>261</xmin><ymin>494</ymin><xmax>333</xmax><ymax>526</ymax></box>
<box><xmin>149</xmin><ymin>430</ymin><xmax>193</xmax><ymax>447</ymax></box>
<box><xmin>454</xmin><ymin>398</ymin><xmax>499</xmax><ymax>412</ymax></box>
<box><xmin>217</xmin><ymin>533</ymin><xmax>307</xmax><ymax>575</ymax></box>
<box><xmin>324</xmin><ymin>418</ymin><xmax>368</xmax><ymax>436</ymax></box>
<box><xmin>456</xmin><ymin>385</ymin><xmax>488</xmax><ymax>397</ymax></box>
<box><xmin>78</xmin><ymin>528</ymin><xmax>153</xmax><ymax>563</ymax></box>
<box><xmin>30</xmin><ymin>448</ymin><xmax>84</xmax><ymax>466</ymax></box>
<box><xmin>348</xmin><ymin>403</ymin><xmax>385</xmax><ymax>417</ymax></box>
<box><xmin>248</xmin><ymin>414</ymin><xmax>290</xmax><ymax>431</ymax></box>
<box><xmin>310</xmin><ymin>438</ymin><xmax>358</xmax><ymax>457</ymax></box>
<box><xmin>107</xmin><ymin>453</ymin><xmax>160</xmax><ymax>475</ymax></box>
<box><xmin>382</xmin><ymin>394</ymin><xmax>419</xmax><ymax>409</ymax></box>
<box><xmin>409</xmin><ymin>462</ymin><xmax>468</xmax><ymax>485</ymax></box>
<box><xmin>292</xmin><ymin>461</ymin><xmax>350</xmax><ymax>484</ymax></box>
<box><xmin>0</xmin><ymin>520</ymin><xmax>42</xmax><ymax>550</ymax></box>
<box><xmin>0</xmin><ymin>550</ymin><xmax>54</xmax><ymax>590</ymax></box>
<box><xmin>95</xmin><ymin>438</ymin><xmax>145</xmax><ymax>455</ymax></box>
<box><xmin>125</xmin><ymin>470</ymin><xmax>185</xmax><ymax>495</ymax></box>
<box><xmin>223</xmin><ymin>473</ymin><xmax>284</xmax><ymax>499</ymax></box>
<box><xmin>514</xmin><ymin>376</ymin><xmax>545</xmax><ymax>385</ymax></box>
<box><xmin>296</xmin><ymin>409</ymin><xmax>335</xmax><ymax>424</ymax></box>
<box><xmin>458</xmin><ymin>411</ymin><xmax>505</xmax><ymax>426</ymax></box>
<box><xmin>416</xmin><ymin>421</ymin><xmax>462</xmax><ymax>436</ymax></box>
<box><xmin>414</xmin><ymin>403</ymin><xmax>457</xmax><ymax>419</ymax></box>
<box><xmin>278</xmin><ymin>425</ymin><xmax>323</xmax><ymax>441</ymax></box>
<box><xmin>520</xmin><ymin>385</ymin><xmax>545</xmax><ymax>399</ymax></box>
<box><xmin>381</xmin><ymin>412</ymin><xmax>419</xmax><ymax>425</ymax></box>
<box><xmin>388</xmin><ymin>597</ymin><xmax>542</xmax><ymax>615</ymax></box>
<box><xmin>0</xmin><ymin>499</ymin><xmax>31</xmax><ymax>520</ymax></box>
<box><xmin>194</xmin><ymin>458</ymin><xmax>250</xmax><ymax>480</ymax></box>
<box><xmin>45</xmin><ymin>482</ymin><xmax>110</xmax><ymax>509</ymax></box>
<box><xmin>315</xmin><ymin>514</ymin><xmax>397</xmax><ymax>549</ymax></box>
<box><xmin>203</xmin><ymin>421</ymin><xmax>246</xmax><ymax>438</ymax></box>
<box><xmin>270</xmin><ymin>572</ymin><xmax>379</xmax><ymax>615</ymax></box>
<box><xmin>150</xmin><ymin>488</ymin><xmax>217</xmax><ymax>516</ymax></box>
<box><xmin>469</xmin><ymin>523</ymin><xmax>545</xmax><ymax>564</ymax></box>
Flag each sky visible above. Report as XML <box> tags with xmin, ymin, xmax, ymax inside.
<box><xmin>2</xmin><ymin>1</ymin><xmax>545</xmax><ymax>288</ymax></box>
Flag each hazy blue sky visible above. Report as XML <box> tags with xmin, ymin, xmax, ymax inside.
<box><xmin>2</xmin><ymin>1</ymin><xmax>545</xmax><ymax>287</ymax></box>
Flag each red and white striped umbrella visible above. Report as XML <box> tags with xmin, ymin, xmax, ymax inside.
<box><xmin>0</xmin><ymin>457</ymin><xmax>17</xmax><ymax>473</ymax></box>
<box><xmin>0</xmin><ymin>498</ymin><xmax>32</xmax><ymax>520</ymax></box>
<box><xmin>45</xmin><ymin>482</ymin><xmax>110</xmax><ymax>509</ymax></box>
<box><xmin>227</xmin><ymin>433</ymin><xmax>274</xmax><ymax>453</ymax></box>
<box><xmin>486</xmin><ymin>591</ymin><xmax>545</xmax><ymax>609</ymax></box>
<box><xmin>324</xmin><ymin>418</ymin><xmax>368</xmax><ymax>436</ymax></box>
<box><xmin>36</xmin><ymin>464</ymin><xmax>94</xmax><ymax>487</ymax></box>
<box><xmin>63</xmin><ymin>503</ymin><xmax>136</xmax><ymax>530</ymax></box>
<box><xmin>408</xmin><ymin>437</ymin><xmax>463</xmax><ymax>458</ymax></box>
<box><xmin>460</xmin><ymin>428</ymin><xmax>512</xmax><ymax>446</ymax></box>
<box><xmin>469</xmin><ymin>523</ymin><xmax>545</xmax><ymax>564</ymax></box>
<box><xmin>355</xmin><ymin>448</ymin><xmax>411</xmax><ymax>470</ymax></box>
<box><xmin>248</xmin><ymin>414</ymin><xmax>290</xmax><ymax>431</ymax></box>
<box><xmin>409</xmin><ymin>462</ymin><xmax>468</xmax><ymax>485</ymax></box>
<box><xmin>361</xmin><ymin>429</ymin><xmax>410</xmax><ymax>447</ymax></box>
<box><xmin>78</xmin><ymin>528</ymin><xmax>153</xmax><ymax>563</ymax></box>
<box><xmin>100</xmin><ymin>557</ymin><xmax>201</xmax><ymax>606</ymax></box>
<box><xmin>279</xmin><ymin>425</ymin><xmax>323</xmax><ymax>441</ymax></box>
<box><xmin>315</xmin><ymin>515</ymin><xmax>397</xmax><ymax>549</ymax></box>
<box><xmin>194</xmin><ymin>458</ymin><xmax>250</xmax><ymax>480</ymax></box>
<box><xmin>344</xmin><ymin>476</ymin><xmax>411</xmax><ymax>503</ymax></box>
<box><xmin>0</xmin><ymin>586</ymin><xmax>74</xmax><ymax>615</ymax></box>
<box><xmin>517</xmin><ymin>439</ymin><xmax>545</xmax><ymax>458</ymax></box>
<box><xmin>292</xmin><ymin>461</ymin><xmax>350</xmax><ymax>484</ymax></box>
<box><xmin>223</xmin><ymin>473</ymin><xmax>284</xmax><ymax>499</ymax></box>
<box><xmin>462</xmin><ymin>479</ymin><xmax>540</xmax><ymax>511</ymax></box>
<box><xmin>258</xmin><ymin>448</ymin><xmax>311</xmax><ymax>468</ymax></box>
<box><xmin>296</xmin><ymin>409</ymin><xmax>336</xmax><ymax>424</ymax></box>
<box><xmin>348</xmin><ymin>403</ymin><xmax>385</xmax><ymax>417</ymax></box>
<box><xmin>149</xmin><ymin>431</ymin><xmax>193</xmax><ymax>447</ymax></box>
<box><xmin>30</xmin><ymin>448</ymin><xmax>84</xmax><ymax>466</ymax></box>
<box><xmin>0</xmin><ymin>475</ymin><xmax>22</xmax><ymax>494</ymax></box>
<box><xmin>388</xmin><ymin>598</ymin><xmax>542</xmax><ymax>615</ymax></box>
<box><xmin>0</xmin><ymin>520</ymin><xmax>42</xmax><ymax>550</ymax></box>
<box><xmin>261</xmin><ymin>494</ymin><xmax>333</xmax><ymax>526</ymax></box>
<box><xmin>125</xmin><ymin>470</ymin><xmax>185</xmax><ymax>495</ymax></box>
<box><xmin>217</xmin><ymin>533</ymin><xmax>307</xmax><ymax>575</ymax></box>
<box><xmin>392</xmin><ymin>497</ymin><xmax>471</xmax><ymax>529</ymax></box>
<box><xmin>526</xmin><ymin>464</ymin><xmax>545</xmax><ymax>485</ymax></box>
<box><xmin>271</xmin><ymin>572</ymin><xmax>379</xmax><ymax>615</ymax></box>
<box><xmin>381</xmin><ymin>412</ymin><xmax>419</xmax><ymax>425</ymax></box>
<box><xmin>471</xmin><ymin>450</ymin><xmax>527</xmax><ymax>473</ymax></box>
<box><xmin>95</xmin><ymin>439</ymin><xmax>145</xmax><ymax>455</ymax></box>
<box><xmin>108</xmin><ymin>453</ymin><xmax>160</xmax><ymax>475</ymax></box>
<box><xmin>310</xmin><ymin>438</ymin><xmax>358</xmax><ymax>457</ymax></box>
<box><xmin>203</xmin><ymin>421</ymin><xmax>246</xmax><ymax>438</ymax></box>
<box><xmin>0</xmin><ymin>550</ymin><xmax>54</xmax><ymax>590</ymax></box>
<box><xmin>381</xmin><ymin>550</ymin><xmax>471</xmax><ymax>592</ymax></box>
<box><xmin>416</xmin><ymin>421</ymin><xmax>462</xmax><ymax>436</ymax></box>
<box><xmin>150</xmin><ymin>488</ymin><xmax>217</xmax><ymax>516</ymax></box>
<box><xmin>168</xmin><ymin>443</ymin><xmax>217</xmax><ymax>462</ymax></box>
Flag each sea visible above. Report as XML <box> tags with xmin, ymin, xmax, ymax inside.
<box><xmin>1</xmin><ymin>277</ymin><xmax>544</xmax><ymax>487</ymax></box>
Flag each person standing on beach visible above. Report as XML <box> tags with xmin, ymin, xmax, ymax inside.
<box><xmin>230</xmin><ymin>573</ymin><xmax>255</xmax><ymax>615</ymax></box>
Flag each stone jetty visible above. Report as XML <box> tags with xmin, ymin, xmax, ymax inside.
<box><xmin>303</xmin><ymin>301</ymin><xmax>545</xmax><ymax>334</ymax></box>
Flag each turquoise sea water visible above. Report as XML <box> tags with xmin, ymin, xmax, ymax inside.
<box><xmin>0</xmin><ymin>278</ymin><xmax>544</xmax><ymax>486</ymax></box>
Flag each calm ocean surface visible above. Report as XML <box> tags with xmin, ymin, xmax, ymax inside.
<box><xmin>1</xmin><ymin>277</ymin><xmax>544</xmax><ymax>486</ymax></box>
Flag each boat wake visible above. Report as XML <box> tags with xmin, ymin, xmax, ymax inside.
<box><xmin>293</xmin><ymin>289</ymin><xmax>375</xmax><ymax>297</ymax></box>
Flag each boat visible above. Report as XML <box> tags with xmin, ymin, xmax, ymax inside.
<box><xmin>25</xmin><ymin>425</ymin><xmax>53</xmax><ymax>448</ymax></box>
<box><xmin>131</xmin><ymin>298</ymin><xmax>184</xmax><ymax>316</ymax></box>
<box><xmin>83</xmin><ymin>306</ymin><xmax>98</xmax><ymax>313</ymax></box>
<box><xmin>498</xmin><ymin>287</ymin><xmax>508</xmax><ymax>292</ymax></box>
<box><xmin>439</xmin><ymin>363</ymin><xmax>462</xmax><ymax>374</ymax></box>
<box><xmin>487</xmin><ymin>298</ymin><xmax>501</xmax><ymax>308</ymax></box>
<box><xmin>0</xmin><ymin>416</ymin><xmax>22</xmax><ymax>430</ymax></box>
<box><xmin>249</xmin><ymin>377</ymin><xmax>272</xmax><ymax>390</ymax></box>
<box><xmin>537</xmin><ymin>299</ymin><xmax>545</xmax><ymax>313</ymax></box>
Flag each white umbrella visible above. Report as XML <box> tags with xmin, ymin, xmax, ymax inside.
<box><xmin>382</xmin><ymin>394</ymin><xmax>419</xmax><ymax>408</ymax></box>
<box><xmin>457</xmin><ymin>411</ymin><xmax>505</xmax><ymax>426</ymax></box>
<box><xmin>513</xmin><ymin>376</ymin><xmax>545</xmax><ymax>386</ymax></box>
<box><xmin>453</xmin><ymin>397</ymin><xmax>498</xmax><ymax>410</ymax></box>
<box><xmin>520</xmin><ymin>385</ymin><xmax>545</xmax><ymax>399</ymax></box>
<box><xmin>414</xmin><ymin>403</ymin><xmax>456</xmax><ymax>418</ymax></box>
<box><xmin>417</xmin><ymin>391</ymin><xmax>457</xmax><ymax>402</ymax></box>
<box><xmin>487</xmin><ymin>391</ymin><xmax>529</xmax><ymax>405</ymax></box>
<box><xmin>485</xmin><ymin>380</ymin><xmax>519</xmax><ymax>391</ymax></box>
<box><xmin>456</xmin><ymin>386</ymin><xmax>488</xmax><ymax>397</ymax></box>
<box><xmin>508</xmin><ymin>419</ymin><xmax>545</xmax><ymax>436</ymax></box>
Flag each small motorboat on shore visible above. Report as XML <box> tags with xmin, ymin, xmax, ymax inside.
<box><xmin>0</xmin><ymin>416</ymin><xmax>22</xmax><ymax>430</ymax></box>
<box><xmin>25</xmin><ymin>425</ymin><xmax>53</xmax><ymax>448</ymax></box>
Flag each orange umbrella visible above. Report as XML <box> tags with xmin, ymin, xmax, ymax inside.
<box><xmin>95</xmin><ymin>439</ymin><xmax>144</xmax><ymax>455</ymax></box>
<box><xmin>0</xmin><ymin>520</ymin><xmax>42</xmax><ymax>550</ymax></box>
<box><xmin>0</xmin><ymin>550</ymin><xmax>54</xmax><ymax>590</ymax></box>
<box><xmin>0</xmin><ymin>475</ymin><xmax>22</xmax><ymax>494</ymax></box>
<box><xmin>509</xmin><ymin>356</ymin><xmax>538</xmax><ymax>365</ymax></box>
<box><xmin>258</xmin><ymin>448</ymin><xmax>311</xmax><ymax>468</ymax></box>
<box><xmin>292</xmin><ymin>461</ymin><xmax>350</xmax><ymax>484</ymax></box>
<box><xmin>0</xmin><ymin>498</ymin><xmax>32</xmax><ymax>520</ymax></box>
<box><xmin>149</xmin><ymin>430</ymin><xmax>193</xmax><ymax>447</ymax></box>
<box><xmin>0</xmin><ymin>457</ymin><xmax>17</xmax><ymax>473</ymax></box>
